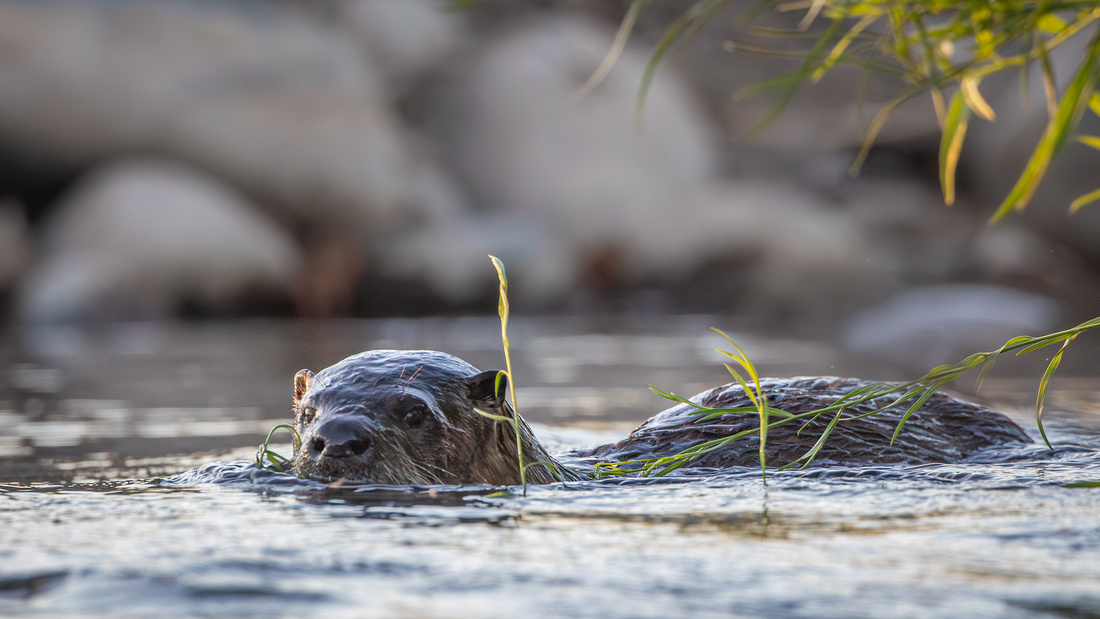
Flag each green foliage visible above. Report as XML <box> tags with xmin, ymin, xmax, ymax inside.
<box><xmin>255</xmin><ymin>423</ymin><xmax>301</xmax><ymax>475</ymax></box>
<box><xmin>614</xmin><ymin>0</ymin><xmax>1100</xmax><ymax>218</ymax></box>
<box><xmin>712</xmin><ymin>328</ymin><xmax>772</xmax><ymax>480</ymax></box>
<box><xmin>487</xmin><ymin>255</ymin><xmax>529</xmax><ymax>492</ymax></box>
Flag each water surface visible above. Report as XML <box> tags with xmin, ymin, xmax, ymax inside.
<box><xmin>2</xmin><ymin>317</ymin><xmax>1100</xmax><ymax>617</ymax></box>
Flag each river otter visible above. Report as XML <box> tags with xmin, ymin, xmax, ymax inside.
<box><xmin>290</xmin><ymin>350</ymin><xmax>1031</xmax><ymax>484</ymax></box>
<box><xmin>291</xmin><ymin>350</ymin><xmax>584</xmax><ymax>484</ymax></box>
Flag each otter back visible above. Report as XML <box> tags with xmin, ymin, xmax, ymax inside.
<box><xmin>578</xmin><ymin>376</ymin><xmax>1032</xmax><ymax>469</ymax></box>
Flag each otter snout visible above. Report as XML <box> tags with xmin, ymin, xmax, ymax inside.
<box><xmin>308</xmin><ymin>417</ymin><xmax>372</xmax><ymax>460</ymax></box>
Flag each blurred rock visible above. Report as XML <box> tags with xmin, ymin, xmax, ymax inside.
<box><xmin>0</xmin><ymin>0</ymin><xmax>429</xmax><ymax>236</ymax></box>
<box><xmin>379</xmin><ymin>212</ymin><xmax>578</xmax><ymax>306</ymax></box>
<box><xmin>19</xmin><ymin>160</ymin><xmax>302</xmax><ymax>323</ymax></box>
<box><xmin>411</xmin><ymin>15</ymin><xmax>910</xmax><ymax>317</ymax></box>
<box><xmin>335</xmin><ymin>0</ymin><xmax>469</xmax><ymax>96</ymax></box>
<box><xmin>383</xmin><ymin>175</ymin><xmax>891</xmax><ymax>320</ymax></box>
<box><xmin>292</xmin><ymin>238</ymin><xmax>364</xmax><ymax>318</ymax></box>
<box><xmin>842</xmin><ymin>284</ymin><xmax>1060</xmax><ymax>372</ymax></box>
<box><xmin>836</xmin><ymin>177</ymin><xmax>982</xmax><ymax>281</ymax></box>
<box><xmin>0</xmin><ymin>0</ymin><xmax>1093</xmax><ymax>325</ymax></box>
<box><xmin>663</xmin><ymin>181</ymin><xmax>890</xmax><ymax>325</ymax></box>
<box><xmin>431</xmin><ymin>16</ymin><xmax>719</xmax><ymax>279</ymax></box>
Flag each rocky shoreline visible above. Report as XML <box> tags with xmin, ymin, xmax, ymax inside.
<box><xmin>0</xmin><ymin>0</ymin><xmax>1094</xmax><ymax>350</ymax></box>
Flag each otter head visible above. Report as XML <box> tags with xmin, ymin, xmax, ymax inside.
<box><xmin>289</xmin><ymin>349</ymin><xmax>562</xmax><ymax>485</ymax></box>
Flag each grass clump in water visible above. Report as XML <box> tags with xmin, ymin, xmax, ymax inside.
<box><xmin>255</xmin><ymin>423</ymin><xmax>301</xmax><ymax>475</ymax></box>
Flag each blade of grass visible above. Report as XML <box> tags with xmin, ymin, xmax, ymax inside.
<box><xmin>1070</xmin><ymin>187</ymin><xmax>1100</xmax><ymax>213</ymax></box>
<box><xmin>890</xmin><ymin>382</ymin><xmax>947</xmax><ymax>445</ymax></box>
<box><xmin>712</xmin><ymin>328</ymin><xmax>770</xmax><ymax>480</ymax></box>
<box><xmin>812</xmin><ymin>14</ymin><xmax>878</xmax><ymax>82</ymax></box>
<box><xmin>961</xmin><ymin>76</ymin><xmax>996</xmax><ymax>121</ymax></box>
<box><xmin>574</xmin><ymin>0</ymin><xmax>650</xmax><ymax>102</ymax></box>
<box><xmin>992</xmin><ymin>30</ymin><xmax>1100</xmax><ymax>221</ymax></box>
<box><xmin>1036</xmin><ymin>335</ymin><xmax>1076</xmax><ymax>449</ymax></box>
<box><xmin>779</xmin><ymin>408</ymin><xmax>845</xmax><ymax>470</ymax></box>
<box><xmin>636</xmin><ymin>1</ymin><xmax>728</xmax><ymax>123</ymax></box>
<box><xmin>255</xmin><ymin>424</ymin><xmax>301</xmax><ymax>474</ymax></box>
<box><xmin>488</xmin><ymin>255</ymin><xmax>527</xmax><ymax>493</ymax></box>
<box><xmin>939</xmin><ymin>87</ymin><xmax>971</xmax><ymax>205</ymax></box>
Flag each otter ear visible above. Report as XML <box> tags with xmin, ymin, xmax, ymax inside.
<box><xmin>467</xmin><ymin>370</ymin><xmax>508</xmax><ymax>408</ymax></box>
<box><xmin>294</xmin><ymin>369</ymin><xmax>314</xmax><ymax>406</ymax></box>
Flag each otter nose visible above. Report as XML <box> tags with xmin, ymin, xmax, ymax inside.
<box><xmin>309</xmin><ymin>418</ymin><xmax>372</xmax><ymax>459</ymax></box>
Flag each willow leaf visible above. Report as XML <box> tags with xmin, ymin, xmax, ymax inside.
<box><xmin>1070</xmin><ymin>187</ymin><xmax>1100</xmax><ymax>213</ymax></box>
<box><xmin>992</xmin><ymin>31</ymin><xmax>1100</xmax><ymax>221</ymax></box>
<box><xmin>1036</xmin><ymin>335</ymin><xmax>1075</xmax><ymax>449</ymax></box>
<box><xmin>939</xmin><ymin>88</ymin><xmax>971</xmax><ymax>205</ymax></box>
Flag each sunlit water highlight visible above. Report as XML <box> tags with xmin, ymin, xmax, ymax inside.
<box><xmin>2</xmin><ymin>318</ymin><xmax>1100</xmax><ymax>617</ymax></box>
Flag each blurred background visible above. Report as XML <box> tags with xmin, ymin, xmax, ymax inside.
<box><xmin>0</xmin><ymin>0</ymin><xmax>1099</xmax><ymax>361</ymax></box>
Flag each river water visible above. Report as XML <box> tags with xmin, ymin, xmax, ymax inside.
<box><xmin>2</xmin><ymin>317</ymin><xmax>1100</xmax><ymax>617</ymax></box>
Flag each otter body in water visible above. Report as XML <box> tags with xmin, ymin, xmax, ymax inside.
<box><xmin>291</xmin><ymin>350</ymin><xmax>1030</xmax><ymax>484</ymax></box>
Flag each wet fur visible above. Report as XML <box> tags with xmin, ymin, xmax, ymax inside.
<box><xmin>291</xmin><ymin>350</ymin><xmax>581</xmax><ymax>485</ymax></box>
<box><xmin>578</xmin><ymin>376</ymin><xmax>1031</xmax><ymax>468</ymax></box>
<box><xmin>291</xmin><ymin>351</ymin><xmax>1030</xmax><ymax>484</ymax></box>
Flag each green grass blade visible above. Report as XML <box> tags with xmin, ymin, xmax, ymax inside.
<box><xmin>723</xmin><ymin>363</ymin><xmax>760</xmax><ymax>410</ymax></box>
<box><xmin>445</xmin><ymin>0</ymin><xmax>485</xmax><ymax>9</ymax></box>
<box><xmin>574</xmin><ymin>0</ymin><xmax>650</xmax><ymax>102</ymax></box>
<box><xmin>1077</xmin><ymin>135</ymin><xmax>1100</xmax><ymax>150</ymax></box>
<box><xmin>850</xmin><ymin>84</ymin><xmax>929</xmax><ymax>175</ymax></box>
<box><xmin>889</xmin><ymin>384</ymin><xmax>944</xmax><ymax>444</ymax></box>
<box><xmin>939</xmin><ymin>88</ymin><xmax>971</xmax><ymax>205</ymax></box>
<box><xmin>1036</xmin><ymin>335</ymin><xmax>1075</xmax><ymax>449</ymax></box>
<box><xmin>712</xmin><ymin>328</ymin><xmax>769</xmax><ymax>480</ymax></box>
<box><xmin>974</xmin><ymin>353</ymin><xmax>997</xmax><ymax>392</ymax></box>
<box><xmin>255</xmin><ymin>423</ymin><xmax>301</xmax><ymax>474</ymax></box>
<box><xmin>780</xmin><ymin>408</ymin><xmax>845</xmax><ymax>470</ymax></box>
<box><xmin>744</xmin><ymin>17</ymin><xmax>845</xmax><ymax>136</ymax></box>
<box><xmin>992</xmin><ymin>30</ymin><xmax>1100</xmax><ymax>221</ymax></box>
<box><xmin>649</xmin><ymin>385</ymin><xmax>696</xmax><ymax>405</ymax></box>
<box><xmin>1070</xmin><ymin>187</ymin><xmax>1100</xmax><ymax>213</ymax></box>
<box><xmin>635</xmin><ymin>4</ymin><xmax>700</xmax><ymax>123</ymax></box>
<box><xmin>473</xmin><ymin>407</ymin><xmax>513</xmax><ymax>422</ymax></box>
<box><xmin>811</xmin><ymin>14</ymin><xmax>878</xmax><ymax>82</ymax></box>
<box><xmin>488</xmin><ymin>255</ymin><xmax>527</xmax><ymax>492</ymax></box>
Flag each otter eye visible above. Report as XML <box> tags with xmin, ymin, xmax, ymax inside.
<box><xmin>403</xmin><ymin>405</ymin><xmax>428</xmax><ymax>428</ymax></box>
<box><xmin>298</xmin><ymin>406</ymin><xmax>317</xmax><ymax>426</ymax></box>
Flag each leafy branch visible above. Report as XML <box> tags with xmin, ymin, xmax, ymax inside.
<box><xmin>610</xmin><ymin>0</ymin><xmax>1100</xmax><ymax>217</ymax></box>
